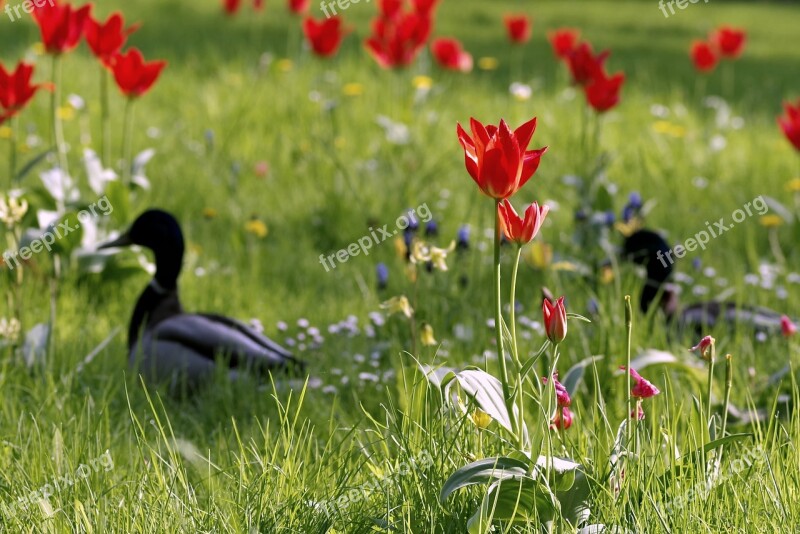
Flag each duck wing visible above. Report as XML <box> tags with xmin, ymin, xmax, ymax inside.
<box><xmin>147</xmin><ymin>313</ymin><xmax>302</xmax><ymax>374</ymax></box>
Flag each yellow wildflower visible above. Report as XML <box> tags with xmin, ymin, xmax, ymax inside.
<box><xmin>57</xmin><ymin>106</ymin><xmax>75</xmax><ymax>121</ymax></box>
<box><xmin>244</xmin><ymin>218</ymin><xmax>268</xmax><ymax>238</ymax></box>
<box><xmin>202</xmin><ymin>208</ymin><xmax>218</xmax><ymax>219</ymax></box>
<box><xmin>380</xmin><ymin>295</ymin><xmax>414</xmax><ymax>319</ymax></box>
<box><xmin>0</xmin><ymin>195</ymin><xmax>29</xmax><ymax>227</ymax></box>
<box><xmin>786</xmin><ymin>178</ymin><xmax>800</xmax><ymax>193</ymax></box>
<box><xmin>411</xmin><ymin>240</ymin><xmax>456</xmax><ymax>271</ymax></box>
<box><xmin>524</xmin><ymin>241</ymin><xmax>552</xmax><ymax>270</ymax></box>
<box><xmin>342</xmin><ymin>83</ymin><xmax>364</xmax><ymax>96</ymax></box>
<box><xmin>759</xmin><ymin>215</ymin><xmax>783</xmax><ymax>229</ymax></box>
<box><xmin>478</xmin><ymin>57</ymin><xmax>499</xmax><ymax>71</ymax></box>
<box><xmin>420</xmin><ymin>323</ymin><xmax>437</xmax><ymax>346</ymax></box>
<box><xmin>0</xmin><ymin>126</ymin><xmax>12</xmax><ymax>139</ymax></box>
<box><xmin>412</xmin><ymin>76</ymin><xmax>433</xmax><ymax>90</ymax></box>
<box><xmin>276</xmin><ymin>59</ymin><xmax>293</xmax><ymax>72</ymax></box>
<box><xmin>471</xmin><ymin>409</ymin><xmax>492</xmax><ymax>430</ymax></box>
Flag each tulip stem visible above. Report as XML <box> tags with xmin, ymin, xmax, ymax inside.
<box><xmin>100</xmin><ymin>67</ymin><xmax>111</xmax><ymax>168</ymax></box>
<box><xmin>493</xmin><ymin>199</ymin><xmax>517</xmax><ymax>447</ymax></box>
<box><xmin>624</xmin><ymin>295</ymin><xmax>633</xmax><ymax>445</ymax></box>
<box><xmin>8</xmin><ymin>116</ymin><xmax>17</xmax><ymax>188</ymax></box>
<box><xmin>509</xmin><ymin>245</ymin><xmax>525</xmax><ymax>448</ymax></box>
<box><xmin>121</xmin><ymin>98</ymin><xmax>135</xmax><ymax>188</ymax></box>
<box><xmin>705</xmin><ymin>343</ymin><xmax>716</xmax><ymax>442</ymax></box>
<box><xmin>51</xmin><ymin>54</ymin><xmax>68</xmax><ymax>206</ymax></box>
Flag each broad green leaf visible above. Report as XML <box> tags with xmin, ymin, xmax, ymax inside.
<box><xmin>440</xmin><ymin>457</ymin><xmax>529</xmax><ymax>503</ymax></box>
<box><xmin>417</xmin><ymin>363</ymin><xmax>457</xmax><ymax>390</ymax></box>
<box><xmin>452</xmin><ymin>369</ymin><xmax>514</xmax><ymax>435</ymax></box>
<box><xmin>467</xmin><ymin>476</ymin><xmax>555</xmax><ymax>534</ymax></box>
<box><xmin>519</xmin><ymin>340</ymin><xmax>550</xmax><ymax>380</ymax></box>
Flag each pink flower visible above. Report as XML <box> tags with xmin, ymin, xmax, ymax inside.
<box><xmin>689</xmin><ymin>335</ymin><xmax>715</xmax><ymax>360</ymax></box>
<box><xmin>550</xmin><ymin>407</ymin><xmax>573</xmax><ymax>431</ymax></box>
<box><xmin>542</xmin><ymin>373</ymin><xmax>571</xmax><ymax>408</ymax></box>
<box><xmin>782</xmin><ymin>315</ymin><xmax>797</xmax><ymax>338</ymax></box>
<box><xmin>631</xmin><ymin>404</ymin><xmax>645</xmax><ymax>420</ymax></box>
<box><xmin>621</xmin><ymin>366</ymin><xmax>660</xmax><ymax>399</ymax></box>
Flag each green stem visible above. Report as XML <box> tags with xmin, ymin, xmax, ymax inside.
<box><xmin>509</xmin><ymin>246</ymin><xmax>524</xmax><ymax>449</ymax></box>
<box><xmin>493</xmin><ymin>199</ymin><xmax>517</xmax><ymax>445</ymax></box>
<box><xmin>545</xmin><ymin>344</ymin><xmax>561</xmax><ymax>472</ymax></box>
<box><xmin>121</xmin><ymin>98</ymin><xmax>135</xmax><ymax>188</ymax></box>
<box><xmin>705</xmin><ymin>343</ymin><xmax>716</xmax><ymax>442</ymax></box>
<box><xmin>624</xmin><ymin>296</ymin><xmax>633</xmax><ymax>444</ymax></box>
<box><xmin>720</xmin><ymin>354</ymin><xmax>732</xmax><ymax>441</ymax></box>
<box><xmin>8</xmin><ymin>116</ymin><xmax>16</xmax><ymax>187</ymax></box>
<box><xmin>51</xmin><ymin>54</ymin><xmax>69</xmax><ymax>190</ymax></box>
<box><xmin>101</xmin><ymin>67</ymin><xmax>111</xmax><ymax>167</ymax></box>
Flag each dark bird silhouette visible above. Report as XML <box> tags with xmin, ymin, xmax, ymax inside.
<box><xmin>99</xmin><ymin>209</ymin><xmax>302</xmax><ymax>394</ymax></box>
<box><xmin>622</xmin><ymin>229</ymin><xmax>790</xmax><ymax>335</ymax></box>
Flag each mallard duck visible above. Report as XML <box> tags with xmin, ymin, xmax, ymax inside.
<box><xmin>622</xmin><ymin>229</ymin><xmax>791</xmax><ymax>335</ymax></box>
<box><xmin>99</xmin><ymin>209</ymin><xmax>302</xmax><ymax>393</ymax></box>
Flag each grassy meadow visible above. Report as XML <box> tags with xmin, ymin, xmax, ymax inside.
<box><xmin>1</xmin><ymin>0</ymin><xmax>800</xmax><ymax>531</ymax></box>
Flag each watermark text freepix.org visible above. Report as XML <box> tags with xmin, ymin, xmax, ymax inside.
<box><xmin>4</xmin><ymin>0</ymin><xmax>55</xmax><ymax>22</ymax></box>
<box><xmin>2</xmin><ymin>195</ymin><xmax>114</xmax><ymax>271</ymax></box>
<box><xmin>319</xmin><ymin>203</ymin><xmax>432</xmax><ymax>272</ymax></box>
<box><xmin>1</xmin><ymin>450</ymin><xmax>114</xmax><ymax>517</ymax></box>
<box><xmin>658</xmin><ymin>0</ymin><xmax>709</xmax><ymax>19</ymax></box>
<box><xmin>656</xmin><ymin>196</ymin><xmax>768</xmax><ymax>268</ymax></box>
<box><xmin>319</xmin><ymin>0</ymin><xmax>370</xmax><ymax>19</ymax></box>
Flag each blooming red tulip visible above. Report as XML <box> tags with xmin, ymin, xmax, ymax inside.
<box><xmin>110</xmin><ymin>48</ymin><xmax>167</xmax><ymax>98</ymax></box>
<box><xmin>691</xmin><ymin>40</ymin><xmax>718</xmax><ymax>72</ymax></box>
<box><xmin>621</xmin><ymin>366</ymin><xmax>660</xmax><ymax>399</ymax></box>
<box><xmin>223</xmin><ymin>0</ymin><xmax>263</xmax><ymax>14</ymax></box>
<box><xmin>551</xmin><ymin>407</ymin><xmax>573</xmax><ymax>430</ymax></box>
<box><xmin>412</xmin><ymin>0</ymin><xmax>439</xmax><ymax>15</ymax></box>
<box><xmin>456</xmin><ymin>116</ymin><xmax>547</xmax><ymax>199</ymax></box>
<box><xmin>782</xmin><ymin>315</ymin><xmax>797</xmax><ymax>338</ymax></box>
<box><xmin>548</xmin><ymin>28</ymin><xmax>579</xmax><ymax>60</ymax></box>
<box><xmin>0</xmin><ymin>62</ymin><xmax>50</xmax><ymax>121</ymax></box>
<box><xmin>504</xmin><ymin>14</ymin><xmax>531</xmax><ymax>44</ymax></box>
<box><xmin>378</xmin><ymin>0</ymin><xmax>403</xmax><ymax>18</ymax></box>
<box><xmin>542</xmin><ymin>296</ymin><xmax>567</xmax><ymax>344</ymax></box>
<box><xmin>288</xmin><ymin>0</ymin><xmax>309</xmax><ymax>14</ymax></box>
<box><xmin>542</xmin><ymin>374</ymin><xmax>571</xmax><ymax>408</ymax></box>
<box><xmin>689</xmin><ymin>335</ymin><xmax>715</xmax><ymax>359</ymax></box>
<box><xmin>585</xmin><ymin>70</ymin><xmax>624</xmax><ymax>113</ymax></box>
<box><xmin>303</xmin><ymin>16</ymin><xmax>348</xmax><ymax>58</ymax></box>
<box><xmin>84</xmin><ymin>13</ymin><xmax>139</xmax><ymax>67</ymax></box>
<box><xmin>566</xmin><ymin>42</ymin><xmax>609</xmax><ymax>86</ymax></box>
<box><xmin>778</xmin><ymin>99</ymin><xmax>800</xmax><ymax>152</ymax></box>
<box><xmin>365</xmin><ymin>8</ymin><xmax>431</xmax><ymax>68</ymax></box>
<box><xmin>497</xmin><ymin>199</ymin><xmax>548</xmax><ymax>245</ymax></box>
<box><xmin>32</xmin><ymin>1</ymin><xmax>92</xmax><ymax>55</ymax></box>
<box><xmin>431</xmin><ymin>38</ymin><xmax>472</xmax><ymax>72</ymax></box>
<box><xmin>711</xmin><ymin>26</ymin><xmax>746</xmax><ymax>59</ymax></box>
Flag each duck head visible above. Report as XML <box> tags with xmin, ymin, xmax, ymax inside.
<box><xmin>622</xmin><ymin>229</ymin><xmax>678</xmax><ymax>318</ymax></box>
<box><xmin>99</xmin><ymin>209</ymin><xmax>185</xmax><ymax>290</ymax></box>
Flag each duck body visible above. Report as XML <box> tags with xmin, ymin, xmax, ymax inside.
<box><xmin>622</xmin><ymin>229</ymin><xmax>791</xmax><ymax>336</ymax></box>
<box><xmin>101</xmin><ymin>209</ymin><xmax>301</xmax><ymax>393</ymax></box>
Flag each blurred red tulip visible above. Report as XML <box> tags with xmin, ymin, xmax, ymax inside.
<box><xmin>782</xmin><ymin>315</ymin><xmax>797</xmax><ymax>338</ymax></box>
<box><xmin>690</xmin><ymin>335</ymin><xmax>715</xmax><ymax>359</ymax></box>
<box><xmin>778</xmin><ymin>99</ymin><xmax>800</xmax><ymax>152</ymax></box>
<box><xmin>541</xmin><ymin>374</ymin><xmax>571</xmax><ymax>408</ymax></box>
<box><xmin>542</xmin><ymin>296</ymin><xmax>567</xmax><ymax>344</ymax></box>
<box><xmin>621</xmin><ymin>366</ymin><xmax>660</xmax><ymax>399</ymax></box>
<box><xmin>303</xmin><ymin>16</ymin><xmax>348</xmax><ymax>58</ymax></box>
<box><xmin>566</xmin><ymin>42</ymin><xmax>609</xmax><ymax>86</ymax></box>
<box><xmin>110</xmin><ymin>48</ymin><xmax>167</xmax><ymax>98</ymax></box>
<box><xmin>412</xmin><ymin>0</ymin><xmax>439</xmax><ymax>15</ymax></box>
<box><xmin>711</xmin><ymin>26</ymin><xmax>746</xmax><ymax>59</ymax></box>
<box><xmin>0</xmin><ymin>62</ymin><xmax>50</xmax><ymax>122</ymax></box>
<box><xmin>224</xmin><ymin>0</ymin><xmax>263</xmax><ymax>14</ymax></box>
<box><xmin>504</xmin><ymin>14</ymin><xmax>531</xmax><ymax>44</ymax></box>
<box><xmin>85</xmin><ymin>12</ymin><xmax>139</xmax><ymax>67</ymax></box>
<box><xmin>585</xmin><ymin>71</ymin><xmax>625</xmax><ymax>113</ymax></box>
<box><xmin>288</xmin><ymin>0</ymin><xmax>309</xmax><ymax>14</ymax></box>
<box><xmin>548</xmin><ymin>28</ymin><xmax>580</xmax><ymax>60</ymax></box>
<box><xmin>32</xmin><ymin>1</ymin><xmax>92</xmax><ymax>55</ymax></box>
<box><xmin>456</xmin><ymin>116</ymin><xmax>547</xmax><ymax>199</ymax></box>
<box><xmin>497</xmin><ymin>199</ymin><xmax>548</xmax><ymax>245</ymax></box>
<box><xmin>691</xmin><ymin>40</ymin><xmax>718</xmax><ymax>72</ymax></box>
<box><xmin>365</xmin><ymin>6</ymin><xmax>431</xmax><ymax>68</ymax></box>
<box><xmin>431</xmin><ymin>38</ymin><xmax>472</xmax><ymax>72</ymax></box>
<box><xmin>379</xmin><ymin>0</ymin><xmax>403</xmax><ymax>18</ymax></box>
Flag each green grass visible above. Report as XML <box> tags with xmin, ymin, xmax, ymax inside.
<box><xmin>2</xmin><ymin>0</ymin><xmax>800</xmax><ymax>531</ymax></box>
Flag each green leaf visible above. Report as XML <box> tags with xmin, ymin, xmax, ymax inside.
<box><xmin>451</xmin><ymin>369</ymin><xmax>514</xmax><ymax>435</ymax></box>
<box><xmin>519</xmin><ymin>340</ymin><xmax>550</xmax><ymax>381</ymax></box>
<box><xmin>48</xmin><ymin>211</ymin><xmax>84</xmax><ymax>255</ymax></box>
<box><xmin>467</xmin><ymin>476</ymin><xmax>555</xmax><ymax>534</ymax></box>
<box><xmin>417</xmin><ymin>363</ymin><xmax>457</xmax><ymax>390</ymax></box>
<box><xmin>14</xmin><ymin>148</ymin><xmax>52</xmax><ymax>183</ymax></box>
<box><xmin>566</xmin><ymin>312</ymin><xmax>592</xmax><ymax>323</ymax></box>
<box><xmin>561</xmin><ymin>355</ymin><xmax>604</xmax><ymax>397</ymax></box>
<box><xmin>440</xmin><ymin>457</ymin><xmax>530</xmax><ymax>503</ymax></box>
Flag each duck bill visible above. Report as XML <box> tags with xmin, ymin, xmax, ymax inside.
<box><xmin>98</xmin><ymin>232</ymin><xmax>133</xmax><ymax>250</ymax></box>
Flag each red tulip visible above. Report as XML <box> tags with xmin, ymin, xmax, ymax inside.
<box><xmin>378</xmin><ymin>0</ymin><xmax>403</xmax><ymax>18</ymax></box>
<box><xmin>778</xmin><ymin>99</ymin><xmax>800</xmax><ymax>152</ymax></box>
<box><xmin>542</xmin><ymin>374</ymin><xmax>571</xmax><ymax>408</ymax></box>
<box><xmin>110</xmin><ymin>48</ymin><xmax>167</xmax><ymax>98</ymax></box>
<box><xmin>412</xmin><ymin>0</ymin><xmax>439</xmax><ymax>15</ymax></box>
<box><xmin>711</xmin><ymin>26</ymin><xmax>746</xmax><ymax>59</ymax></box>
<box><xmin>288</xmin><ymin>0</ymin><xmax>309</xmax><ymax>14</ymax></box>
<box><xmin>365</xmin><ymin>7</ymin><xmax>431</xmax><ymax>69</ymax></box>
<box><xmin>84</xmin><ymin>13</ymin><xmax>139</xmax><ymax>67</ymax></box>
<box><xmin>303</xmin><ymin>16</ymin><xmax>348</xmax><ymax>58</ymax></box>
<box><xmin>566</xmin><ymin>42</ymin><xmax>609</xmax><ymax>86</ymax></box>
<box><xmin>631</xmin><ymin>404</ymin><xmax>645</xmax><ymax>420</ymax></box>
<box><xmin>585</xmin><ymin>70</ymin><xmax>625</xmax><ymax>113</ymax></box>
<box><xmin>223</xmin><ymin>0</ymin><xmax>263</xmax><ymax>14</ymax></box>
<box><xmin>504</xmin><ymin>14</ymin><xmax>531</xmax><ymax>44</ymax></box>
<box><xmin>689</xmin><ymin>335</ymin><xmax>715</xmax><ymax>359</ymax></box>
<box><xmin>621</xmin><ymin>366</ymin><xmax>660</xmax><ymax>399</ymax></box>
<box><xmin>456</xmin><ymin>116</ymin><xmax>547</xmax><ymax>199</ymax></box>
<box><xmin>550</xmin><ymin>407</ymin><xmax>573</xmax><ymax>431</ymax></box>
<box><xmin>690</xmin><ymin>40</ymin><xmax>718</xmax><ymax>72</ymax></box>
<box><xmin>32</xmin><ymin>1</ymin><xmax>92</xmax><ymax>55</ymax></box>
<box><xmin>497</xmin><ymin>199</ymin><xmax>548</xmax><ymax>245</ymax></box>
<box><xmin>431</xmin><ymin>38</ymin><xmax>472</xmax><ymax>72</ymax></box>
<box><xmin>542</xmin><ymin>296</ymin><xmax>567</xmax><ymax>344</ymax></box>
<box><xmin>0</xmin><ymin>62</ymin><xmax>50</xmax><ymax>121</ymax></box>
<box><xmin>548</xmin><ymin>28</ymin><xmax>579</xmax><ymax>60</ymax></box>
<box><xmin>782</xmin><ymin>315</ymin><xmax>797</xmax><ymax>338</ymax></box>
